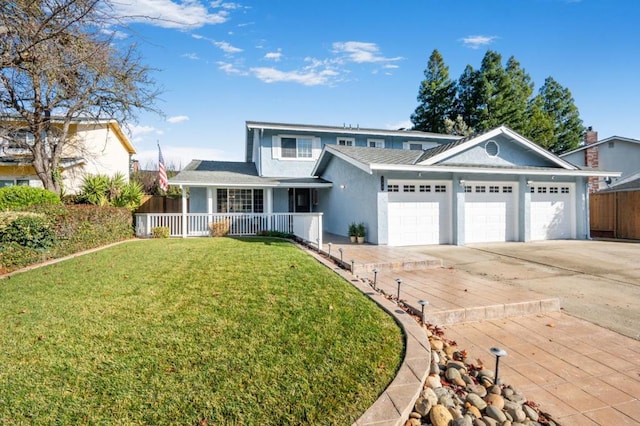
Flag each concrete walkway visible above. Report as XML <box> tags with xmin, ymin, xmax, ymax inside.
<box><xmin>317</xmin><ymin>235</ymin><xmax>640</xmax><ymax>425</ymax></box>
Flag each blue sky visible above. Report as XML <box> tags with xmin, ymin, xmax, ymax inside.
<box><xmin>111</xmin><ymin>0</ymin><xmax>640</xmax><ymax>169</ymax></box>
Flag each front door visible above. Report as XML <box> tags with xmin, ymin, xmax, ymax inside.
<box><xmin>288</xmin><ymin>188</ymin><xmax>311</xmax><ymax>212</ymax></box>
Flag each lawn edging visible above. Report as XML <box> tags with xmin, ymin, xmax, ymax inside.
<box><xmin>301</xmin><ymin>245</ymin><xmax>431</xmax><ymax>426</ymax></box>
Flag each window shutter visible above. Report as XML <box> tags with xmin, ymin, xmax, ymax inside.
<box><xmin>272</xmin><ymin>135</ymin><xmax>281</xmax><ymax>159</ymax></box>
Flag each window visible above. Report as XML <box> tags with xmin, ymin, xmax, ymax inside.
<box><xmin>403</xmin><ymin>141</ymin><xmax>437</xmax><ymax>150</ymax></box>
<box><xmin>464</xmin><ymin>185</ymin><xmax>472</xmax><ymax>193</ymax></box>
<box><xmin>502</xmin><ymin>186</ymin><xmax>513</xmax><ymax>193</ymax></box>
<box><xmin>419</xmin><ymin>185</ymin><xmax>431</xmax><ymax>192</ymax></box>
<box><xmin>435</xmin><ymin>185</ymin><xmax>446</xmax><ymax>193</ymax></box>
<box><xmin>217</xmin><ymin>189</ymin><xmax>264</xmax><ymax>213</ymax></box>
<box><xmin>337</xmin><ymin>137</ymin><xmax>354</xmax><ymax>146</ymax></box>
<box><xmin>368</xmin><ymin>139</ymin><xmax>385</xmax><ymax>148</ymax></box>
<box><xmin>0</xmin><ymin>179</ymin><xmax>29</xmax><ymax>187</ymax></box>
<box><xmin>388</xmin><ymin>184</ymin><xmax>399</xmax><ymax>192</ymax></box>
<box><xmin>537</xmin><ymin>187</ymin><xmax>547</xmax><ymax>193</ymax></box>
<box><xmin>475</xmin><ymin>186</ymin><xmax>486</xmax><ymax>193</ymax></box>
<box><xmin>561</xmin><ymin>187</ymin><xmax>570</xmax><ymax>194</ymax></box>
<box><xmin>273</xmin><ymin>135</ymin><xmax>318</xmax><ymax>159</ymax></box>
<box><xmin>549</xmin><ymin>187</ymin><xmax>559</xmax><ymax>194</ymax></box>
<box><xmin>530</xmin><ymin>187</ymin><xmax>535</xmax><ymax>193</ymax></box>
<box><xmin>608</xmin><ymin>141</ymin><xmax>615</xmax><ymax>148</ymax></box>
<box><xmin>403</xmin><ymin>185</ymin><xmax>415</xmax><ymax>192</ymax></box>
<box><xmin>489</xmin><ymin>186</ymin><xmax>500</xmax><ymax>193</ymax></box>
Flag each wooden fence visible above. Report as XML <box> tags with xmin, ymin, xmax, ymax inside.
<box><xmin>136</xmin><ymin>195</ymin><xmax>183</xmax><ymax>214</ymax></box>
<box><xmin>590</xmin><ymin>191</ymin><xmax>640</xmax><ymax>240</ymax></box>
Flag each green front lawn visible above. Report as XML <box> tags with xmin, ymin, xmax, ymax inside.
<box><xmin>0</xmin><ymin>238</ymin><xmax>403</xmax><ymax>424</ymax></box>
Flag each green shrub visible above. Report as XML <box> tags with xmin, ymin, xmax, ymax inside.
<box><xmin>0</xmin><ymin>214</ymin><xmax>55</xmax><ymax>250</ymax></box>
<box><xmin>151</xmin><ymin>226</ymin><xmax>169</xmax><ymax>238</ymax></box>
<box><xmin>78</xmin><ymin>173</ymin><xmax>144</xmax><ymax>211</ymax></box>
<box><xmin>0</xmin><ymin>242</ymin><xmax>43</xmax><ymax>271</ymax></box>
<box><xmin>0</xmin><ymin>186</ymin><xmax>61</xmax><ymax>210</ymax></box>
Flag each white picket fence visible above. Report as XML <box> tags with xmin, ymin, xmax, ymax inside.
<box><xmin>134</xmin><ymin>212</ymin><xmax>323</xmax><ymax>248</ymax></box>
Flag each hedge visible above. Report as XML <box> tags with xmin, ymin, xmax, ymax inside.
<box><xmin>0</xmin><ymin>204</ymin><xmax>134</xmax><ymax>273</ymax></box>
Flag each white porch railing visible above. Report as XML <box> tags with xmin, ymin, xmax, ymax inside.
<box><xmin>134</xmin><ymin>213</ymin><xmax>323</xmax><ymax>248</ymax></box>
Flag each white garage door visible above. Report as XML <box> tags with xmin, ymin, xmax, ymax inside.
<box><xmin>464</xmin><ymin>182</ymin><xmax>518</xmax><ymax>243</ymax></box>
<box><xmin>387</xmin><ymin>181</ymin><xmax>451</xmax><ymax>246</ymax></box>
<box><xmin>530</xmin><ymin>184</ymin><xmax>574</xmax><ymax>240</ymax></box>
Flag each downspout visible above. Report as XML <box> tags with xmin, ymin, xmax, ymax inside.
<box><xmin>181</xmin><ymin>186</ymin><xmax>188</xmax><ymax>238</ymax></box>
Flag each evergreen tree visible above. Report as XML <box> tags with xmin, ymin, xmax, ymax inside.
<box><xmin>475</xmin><ymin>50</ymin><xmax>509</xmax><ymax>130</ymax></box>
<box><xmin>524</xmin><ymin>95</ymin><xmax>555</xmax><ymax>150</ymax></box>
<box><xmin>411</xmin><ymin>49</ymin><xmax>457</xmax><ymax>133</ymax></box>
<box><xmin>497</xmin><ymin>56</ymin><xmax>534</xmax><ymax>134</ymax></box>
<box><xmin>538</xmin><ymin>77</ymin><xmax>585</xmax><ymax>154</ymax></box>
<box><xmin>454</xmin><ymin>64</ymin><xmax>481</xmax><ymax>131</ymax></box>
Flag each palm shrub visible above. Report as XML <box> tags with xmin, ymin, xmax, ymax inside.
<box><xmin>0</xmin><ymin>186</ymin><xmax>61</xmax><ymax>210</ymax></box>
<box><xmin>79</xmin><ymin>173</ymin><xmax>143</xmax><ymax>210</ymax></box>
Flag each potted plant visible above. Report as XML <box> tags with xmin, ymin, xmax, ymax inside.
<box><xmin>348</xmin><ymin>222</ymin><xmax>357</xmax><ymax>243</ymax></box>
<box><xmin>356</xmin><ymin>222</ymin><xmax>366</xmax><ymax>244</ymax></box>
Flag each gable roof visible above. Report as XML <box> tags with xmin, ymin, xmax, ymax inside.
<box><xmin>171</xmin><ymin>160</ymin><xmax>331</xmax><ymax>188</ymax></box>
<box><xmin>312</xmin><ymin>126</ymin><xmax>620</xmax><ymax>178</ymax></box>
<box><xmin>560</xmin><ymin>136</ymin><xmax>640</xmax><ymax>156</ymax></box>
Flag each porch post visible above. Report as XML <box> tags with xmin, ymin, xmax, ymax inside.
<box><xmin>265</xmin><ymin>188</ymin><xmax>273</xmax><ymax>231</ymax></box>
<box><xmin>181</xmin><ymin>186</ymin><xmax>188</xmax><ymax>238</ymax></box>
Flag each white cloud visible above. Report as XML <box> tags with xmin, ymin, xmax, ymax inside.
<box><xmin>218</xmin><ymin>61</ymin><xmax>247</xmax><ymax>75</ymax></box>
<box><xmin>332</xmin><ymin>41</ymin><xmax>403</xmax><ymax>64</ymax></box>
<box><xmin>460</xmin><ymin>35</ymin><xmax>498</xmax><ymax>49</ymax></box>
<box><xmin>128</xmin><ymin>124</ymin><xmax>161</xmax><ymax>138</ymax></box>
<box><xmin>250</xmin><ymin>67</ymin><xmax>338</xmax><ymax>86</ymax></box>
<box><xmin>109</xmin><ymin>0</ymin><xmax>229</xmax><ymax>29</ymax></box>
<box><xmin>213</xmin><ymin>40</ymin><xmax>243</xmax><ymax>53</ymax></box>
<box><xmin>167</xmin><ymin>115</ymin><xmax>189</xmax><ymax>124</ymax></box>
<box><xmin>182</xmin><ymin>52</ymin><xmax>199</xmax><ymax>60</ymax></box>
<box><xmin>264</xmin><ymin>50</ymin><xmax>282</xmax><ymax>61</ymax></box>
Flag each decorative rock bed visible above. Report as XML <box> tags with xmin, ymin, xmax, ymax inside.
<box><xmin>406</xmin><ymin>323</ymin><xmax>559</xmax><ymax>426</ymax></box>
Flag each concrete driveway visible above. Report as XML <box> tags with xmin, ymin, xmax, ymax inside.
<box><xmin>407</xmin><ymin>240</ymin><xmax>640</xmax><ymax>340</ymax></box>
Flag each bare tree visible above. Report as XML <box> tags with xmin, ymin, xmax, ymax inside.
<box><xmin>0</xmin><ymin>0</ymin><xmax>160</xmax><ymax>193</ymax></box>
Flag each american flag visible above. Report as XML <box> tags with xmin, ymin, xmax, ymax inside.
<box><xmin>158</xmin><ymin>144</ymin><xmax>169</xmax><ymax>192</ymax></box>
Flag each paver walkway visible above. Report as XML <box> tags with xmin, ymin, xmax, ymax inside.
<box><xmin>318</xmin><ymin>234</ymin><xmax>640</xmax><ymax>425</ymax></box>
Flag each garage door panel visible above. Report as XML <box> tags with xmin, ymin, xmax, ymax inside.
<box><xmin>464</xmin><ymin>183</ymin><xmax>517</xmax><ymax>244</ymax></box>
<box><xmin>387</xmin><ymin>182</ymin><xmax>451</xmax><ymax>246</ymax></box>
<box><xmin>530</xmin><ymin>185</ymin><xmax>574</xmax><ymax>240</ymax></box>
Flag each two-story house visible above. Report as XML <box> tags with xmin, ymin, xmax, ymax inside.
<box><xmin>169</xmin><ymin>121</ymin><xmax>618</xmax><ymax>246</ymax></box>
<box><xmin>0</xmin><ymin>117</ymin><xmax>135</xmax><ymax>194</ymax></box>
<box><xmin>560</xmin><ymin>127</ymin><xmax>640</xmax><ymax>192</ymax></box>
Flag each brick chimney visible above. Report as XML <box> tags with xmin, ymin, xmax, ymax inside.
<box><xmin>584</xmin><ymin>126</ymin><xmax>599</xmax><ymax>192</ymax></box>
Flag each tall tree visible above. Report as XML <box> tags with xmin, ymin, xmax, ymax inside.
<box><xmin>0</xmin><ymin>0</ymin><xmax>160</xmax><ymax>193</ymax></box>
<box><xmin>495</xmin><ymin>56</ymin><xmax>533</xmax><ymax>134</ymax></box>
<box><xmin>411</xmin><ymin>49</ymin><xmax>456</xmax><ymax>133</ymax></box>
<box><xmin>454</xmin><ymin>64</ymin><xmax>481</xmax><ymax>131</ymax></box>
<box><xmin>523</xmin><ymin>94</ymin><xmax>555</xmax><ymax>150</ymax></box>
<box><xmin>538</xmin><ymin>77</ymin><xmax>584</xmax><ymax>154</ymax></box>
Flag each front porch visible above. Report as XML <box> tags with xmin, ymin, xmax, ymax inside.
<box><xmin>134</xmin><ymin>212</ymin><xmax>323</xmax><ymax>248</ymax></box>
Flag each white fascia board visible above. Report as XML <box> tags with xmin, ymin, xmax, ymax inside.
<box><xmin>369</xmin><ymin>163</ymin><xmax>622</xmax><ymax>177</ymax></box>
<box><xmin>421</xmin><ymin>126</ymin><xmax>578</xmax><ymax>170</ymax></box>
<box><xmin>275</xmin><ymin>182</ymin><xmax>333</xmax><ymax>188</ymax></box>
<box><xmin>169</xmin><ymin>181</ymin><xmax>280</xmax><ymax>188</ymax></box>
<box><xmin>246</xmin><ymin>121</ymin><xmax>461</xmax><ymax>140</ymax></box>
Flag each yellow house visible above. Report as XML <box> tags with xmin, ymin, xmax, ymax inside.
<box><xmin>0</xmin><ymin>118</ymin><xmax>136</xmax><ymax>194</ymax></box>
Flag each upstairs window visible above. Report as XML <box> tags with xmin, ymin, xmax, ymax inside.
<box><xmin>368</xmin><ymin>139</ymin><xmax>385</xmax><ymax>148</ymax></box>
<box><xmin>273</xmin><ymin>135</ymin><xmax>319</xmax><ymax>160</ymax></box>
<box><xmin>403</xmin><ymin>141</ymin><xmax>437</xmax><ymax>150</ymax></box>
<box><xmin>337</xmin><ymin>137</ymin><xmax>354</xmax><ymax>146</ymax></box>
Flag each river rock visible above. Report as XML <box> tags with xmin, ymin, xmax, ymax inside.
<box><xmin>414</xmin><ymin>396</ymin><xmax>433</xmax><ymax>417</ymax></box>
<box><xmin>426</xmin><ymin>374</ymin><xmax>442</xmax><ymax>389</ymax></box>
<box><xmin>430</xmin><ymin>338</ymin><xmax>444</xmax><ymax>351</ymax></box>
<box><xmin>467</xmin><ymin>384</ymin><xmax>487</xmax><ymax>398</ymax></box>
<box><xmin>465</xmin><ymin>404</ymin><xmax>481</xmax><ymax>419</ymax></box>
<box><xmin>485</xmin><ymin>393</ymin><xmax>505</xmax><ymax>410</ymax></box>
<box><xmin>466</xmin><ymin>393</ymin><xmax>487</xmax><ymax>410</ymax></box>
<box><xmin>452</xmin><ymin>415</ymin><xmax>474</xmax><ymax>426</ymax></box>
<box><xmin>405</xmin><ymin>418</ymin><xmax>420</xmax><ymax>426</ymax></box>
<box><xmin>522</xmin><ymin>404</ymin><xmax>539</xmax><ymax>421</ymax></box>
<box><xmin>485</xmin><ymin>405</ymin><xmax>507</xmax><ymax>423</ymax></box>
<box><xmin>506</xmin><ymin>405</ymin><xmax>526</xmax><ymax>423</ymax></box>
<box><xmin>430</xmin><ymin>404</ymin><xmax>454</xmax><ymax>426</ymax></box>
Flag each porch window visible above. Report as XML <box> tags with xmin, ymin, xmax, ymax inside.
<box><xmin>216</xmin><ymin>189</ymin><xmax>264</xmax><ymax>213</ymax></box>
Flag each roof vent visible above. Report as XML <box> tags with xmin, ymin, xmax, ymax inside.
<box><xmin>485</xmin><ymin>140</ymin><xmax>499</xmax><ymax>157</ymax></box>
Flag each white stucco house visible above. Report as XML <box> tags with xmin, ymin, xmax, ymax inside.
<box><xmin>560</xmin><ymin>127</ymin><xmax>640</xmax><ymax>192</ymax></box>
<box><xmin>0</xmin><ymin>117</ymin><xmax>136</xmax><ymax>194</ymax></box>
<box><xmin>162</xmin><ymin>121</ymin><xmax>619</xmax><ymax>246</ymax></box>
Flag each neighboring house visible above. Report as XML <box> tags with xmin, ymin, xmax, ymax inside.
<box><xmin>560</xmin><ymin>127</ymin><xmax>640</xmax><ymax>192</ymax></box>
<box><xmin>168</xmin><ymin>121</ymin><xmax>618</xmax><ymax>246</ymax></box>
<box><xmin>0</xmin><ymin>117</ymin><xmax>135</xmax><ymax>194</ymax></box>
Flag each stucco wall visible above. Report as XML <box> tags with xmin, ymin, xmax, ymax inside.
<box><xmin>442</xmin><ymin>135</ymin><xmax>556</xmax><ymax>167</ymax></box>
